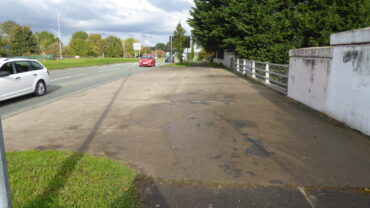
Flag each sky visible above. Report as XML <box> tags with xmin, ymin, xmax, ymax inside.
<box><xmin>0</xmin><ymin>0</ymin><xmax>195</xmax><ymax>46</ymax></box>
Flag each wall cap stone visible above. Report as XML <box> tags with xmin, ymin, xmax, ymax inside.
<box><xmin>330</xmin><ymin>27</ymin><xmax>370</xmax><ymax>45</ymax></box>
<box><xmin>289</xmin><ymin>47</ymin><xmax>333</xmax><ymax>58</ymax></box>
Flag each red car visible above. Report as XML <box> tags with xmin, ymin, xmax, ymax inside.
<box><xmin>139</xmin><ymin>55</ymin><xmax>156</xmax><ymax>67</ymax></box>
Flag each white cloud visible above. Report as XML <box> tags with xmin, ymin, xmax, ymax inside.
<box><xmin>0</xmin><ymin>0</ymin><xmax>194</xmax><ymax>46</ymax></box>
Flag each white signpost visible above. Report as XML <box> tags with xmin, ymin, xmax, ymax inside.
<box><xmin>133</xmin><ymin>43</ymin><xmax>142</xmax><ymax>58</ymax></box>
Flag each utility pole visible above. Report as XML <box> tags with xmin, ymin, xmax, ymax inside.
<box><xmin>123</xmin><ymin>39</ymin><xmax>126</xmax><ymax>58</ymax></box>
<box><xmin>0</xmin><ymin>120</ymin><xmax>12</xmax><ymax>208</ymax></box>
<box><xmin>57</xmin><ymin>14</ymin><xmax>63</xmax><ymax>60</ymax></box>
<box><xmin>170</xmin><ymin>36</ymin><xmax>173</xmax><ymax>63</ymax></box>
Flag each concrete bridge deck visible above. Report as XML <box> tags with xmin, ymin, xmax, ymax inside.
<box><xmin>3</xmin><ymin>66</ymin><xmax>370</xmax><ymax>207</ymax></box>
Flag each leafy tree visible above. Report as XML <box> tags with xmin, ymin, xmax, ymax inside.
<box><xmin>189</xmin><ymin>0</ymin><xmax>370</xmax><ymax>64</ymax></box>
<box><xmin>155</xmin><ymin>43</ymin><xmax>169</xmax><ymax>52</ymax></box>
<box><xmin>72</xmin><ymin>31</ymin><xmax>89</xmax><ymax>40</ymax></box>
<box><xmin>0</xmin><ymin>37</ymin><xmax>6</xmax><ymax>56</ymax></box>
<box><xmin>62</xmin><ymin>45</ymin><xmax>72</xmax><ymax>56</ymax></box>
<box><xmin>69</xmin><ymin>31</ymin><xmax>93</xmax><ymax>56</ymax></box>
<box><xmin>10</xmin><ymin>26</ymin><xmax>39</xmax><ymax>55</ymax></box>
<box><xmin>140</xmin><ymin>46</ymin><xmax>152</xmax><ymax>56</ymax></box>
<box><xmin>0</xmin><ymin>21</ymin><xmax>20</xmax><ymax>56</ymax></box>
<box><xmin>198</xmin><ymin>48</ymin><xmax>214</xmax><ymax>61</ymax></box>
<box><xmin>153</xmin><ymin>49</ymin><xmax>165</xmax><ymax>58</ymax></box>
<box><xmin>188</xmin><ymin>0</ymin><xmax>228</xmax><ymax>52</ymax></box>
<box><xmin>34</xmin><ymin>31</ymin><xmax>59</xmax><ymax>54</ymax></box>
<box><xmin>172</xmin><ymin>23</ymin><xmax>187</xmax><ymax>63</ymax></box>
<box><xmin>44</xmin><ymin>42</ymin><xmax>61</xmax><ymax>56</ymax></box>
<box><xmin>190</xmin><ymin>39</ymin><xmax>195</xmax><ymax>61</ymax></box>
<box><xmin>88</xmin><ymin>34</ymin><xmax>106</xmax><ymax>56</ymax></box>
<box><xmin>0</xmin><ymin>21</ymin><xmax>19</xmax><ymax>42</ymax></box>
<box><xmin>105</xmin><ymin>36</ymin><xmax>123</xmax><ymax>57</ymax></box>
<box><xmin>122</xmin><ymin>38</ymin><xmax>139</xmax><ymax>58</ymax></box>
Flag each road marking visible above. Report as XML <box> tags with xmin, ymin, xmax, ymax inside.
<box><xmin>51</xmin><ymin>74</ymin><xmax>84</xmax><ymax>82</ymax></box>
<box><xmin>298</xmin><ymin>187</ymin><xmax>316</xmax><ymax>208</ymax></box>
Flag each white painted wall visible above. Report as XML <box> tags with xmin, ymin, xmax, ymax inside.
<box><xmin>288</xmin><ymin>47</ymin><xmax>333</xmax><ymax>112</ymax></box>
<box><xmin>214</xmin><ymin>49</ymin><xmax>235</xmax><ymax>68</ymax></box>
<box><xmin>326</xmin><ymin>44</ymin><xmax>370</xmax><ymax>135</ymax></box>
<box><xmin>288</xmin><ymin>27</ymin><xmax>370</xmax><ymax>136</ymax></box>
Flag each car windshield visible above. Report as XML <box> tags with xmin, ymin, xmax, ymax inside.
<box><xmin>142</xmin><ymin>56</ymin><xmax>152</xmax><ymax>59</ymax></box>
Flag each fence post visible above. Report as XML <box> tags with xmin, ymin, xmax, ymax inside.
<box><xmin>236</xmin><ymin>59</ymin><xmax>240</xmax><ymax>72</ymax></box>
<box><xmin>265</xmin><ymin>62</ymin><xmax>270</xmax><ymax>84</ymax></box>
<box><xmin>243</xmin><ymin>59</ymin><xmax>247</xmax><ymax>75</ymax></box>
<box><xmin>0</xmin><ymin>120</ymin><xmax>12</xmax><ymax>208</ymax></box>
<box><xmin>252</xmin><ymin>61</ymin><xmax>256</xmax><ymax>79</ymax></box>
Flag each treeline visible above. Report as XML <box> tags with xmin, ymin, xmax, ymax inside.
<box><xmin>0</xmin><ymin>21</ymin><xmax>167</xmax><ymax>58</ymax></box>
<box><xmin>189</xmin><ymin>0</ymin><xmax>370</xmax><ymax>64</ymax></box>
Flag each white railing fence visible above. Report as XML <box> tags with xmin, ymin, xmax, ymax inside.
<box><xmin>230</xmin><ymin>58</ymin><xmax>289</xmax><ymax>94</ymax></box>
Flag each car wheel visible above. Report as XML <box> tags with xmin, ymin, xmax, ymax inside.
<box><xmin>34</xmin><ymin>81</ymin><xmax>46</xmax><ymax>96</ymax></box>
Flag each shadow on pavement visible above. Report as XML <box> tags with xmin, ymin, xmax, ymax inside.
<box><xmin>24</xmin><ymin>79</ymin><xmax>127</xmax><ymax>208</ymax></box>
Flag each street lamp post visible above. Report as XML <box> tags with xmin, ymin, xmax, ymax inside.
<box><xmin>57</xmin><ymin>14</ymin><xmax>63</xmax><ymax>60</ymax></box>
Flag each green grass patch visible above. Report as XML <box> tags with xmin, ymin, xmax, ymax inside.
<box><xmin>40</xmin><ymin>58</ymin><xmax>138</xmax><ymax>70</ymax></box>
<box><xmin>161</xmin><ymin>61</ymin><xmax>195</xmax><ymax>67</ymax></box>
<box><xmin>7</xmin><ymin>150</ymin><xmax>140</xmax><ymax>208</ymax></box>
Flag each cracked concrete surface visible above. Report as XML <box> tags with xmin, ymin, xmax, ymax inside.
<box><xmin>3</xmin><ymin>67</ymin><xmax>370</xmax><ymax>188</ymax></box>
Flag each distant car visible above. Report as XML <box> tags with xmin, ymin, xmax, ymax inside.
<box><xmin>165</xmin><ymin>56</ymin><xmax>174</xmax><ymax>63</ymax></box>
<box><xmin>139</xmin><ymin>55</ymin><xmax>156</xmax><ymax>67</ymax></box>
<box><xmin>0</xmin><ymin>58</ymin><xmax>50</xmax><ymax>102</ymax></box>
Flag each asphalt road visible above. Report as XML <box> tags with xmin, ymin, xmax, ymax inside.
<box><xmin>0</xmin><ymin>62</ymin><xmax>162</xmax><ymax>118</ymax></box>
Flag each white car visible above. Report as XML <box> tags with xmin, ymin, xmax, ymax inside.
<box><xmin>0</xmin><ymin>58</ymin><xmax>50</xmax><ymax>102</ymax></box>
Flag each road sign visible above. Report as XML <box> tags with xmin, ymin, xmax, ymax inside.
<box><xmin>3</xmin><ymin>45</ymin><xmax>8</xmax><ymax>49</ymax></box>
<box><xmin>133</xmin><ymin>43</ymin><xmax>142</xmax><ymax>51</ymax></box>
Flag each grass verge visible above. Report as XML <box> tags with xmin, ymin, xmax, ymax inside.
<box><xmin>40</xmin><ymin>58</ymin><xmax>138</xmax><ymax>70</ymax></box>
<box><xmin>7</xmin><ymin>150</ymin><xmax>140</xmax><ymax>208</ymax></box>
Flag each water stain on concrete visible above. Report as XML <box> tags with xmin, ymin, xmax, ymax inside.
<box><xmin>304</xmin><ymin>59</ymin><xmax>316</xmax><ymax>83</ymax></box>
<box><xmin>68</xmin><ymin>125</ymin><xmax>79</xmax><ymax>130</ymax></box>
<box><xmin>36</xmin><ymin>144</ymin><xmax>63</xmax><ymax>150</ymax></box>
<box><xmin>270</xmin><ymin>180</ymin><xmax>284</xmax><ymax>185</ymax></box>
<box><xmin>223</xmin><ymin>95</ymin><xmax>236</xmax><ymax>104</ymax></box>
<box><xmin>104</xmin><ymin>151</ymin><xmax>118</xmax><ymax>158</ymax></box>
<box><xmin>207</xmin><ymin>122</ymin><xmax>214</xmax><ymax>127</ymax></box>
<box><xmin>230</xmin><ymin>153</ymin><xmax>240</xmax><ymax>158</ymax></box>
<box><xmin>227</xmin><ymin>120</ymin><xmax>257</xmax><ymax>129</ymax></box>
<box><xmin>191</xmin><ymin>101</ymin><xmax>210</xmax><ymax>105</ymax></box>
<box><xmin>245</xmin><ymin>171</ymin><xmax>257</xmax><ymax>177</ymax></box>
<box><xmin>221</xmin><ymin>164</ymin><xmax>242</xmax><ymax>178</ymax></box>
<box><xmin>211</xmin><ymin>155</ymin><xmax>223</xmax><ymax>160</ymax></box>
<box><xmin>244</xmin><ymin>138</ymin><xmax>272</xmax><ymax>158</ymax></box>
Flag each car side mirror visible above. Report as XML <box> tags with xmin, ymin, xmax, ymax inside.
<box><xmin>0</xmin><ymin>71</ymin><xmax>10</xmax><ymax>77</ymax></box>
